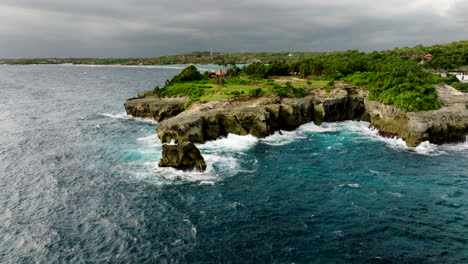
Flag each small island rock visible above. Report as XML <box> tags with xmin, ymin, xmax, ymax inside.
<box><xmin>158</xmin><ymin>142</ymin><xmax>207</xmax><ymax>172</ymax></box>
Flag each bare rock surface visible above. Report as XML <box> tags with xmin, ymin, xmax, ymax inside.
<box><xmin>124</xmin><ymin>97</ymin><xmax>187</xmax><ymax>122</ymax></box>
<box><xmin>158</xmin><ymin>142</ymin><xmax>207</xmax><ymax>172</ymax></box>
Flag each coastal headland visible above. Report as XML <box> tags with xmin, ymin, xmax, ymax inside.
<box><xmin>125</xmin><ymin>80</ymin><xmax>468</xmax><ymax>172</ymax></box>
<box><xmin>122</xmin><ymin>40</ymin><xmax>468</xmax><ymax>171</ymax></box>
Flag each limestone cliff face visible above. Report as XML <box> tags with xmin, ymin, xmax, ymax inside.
<box><xmin>156</xmin><ymin>96</ymin><xmax>319</xmax><ymax>144</ymax></box>
<box><xmin>124</xmin><ymin>97</ymin><xmax>187</xmax><ymax>122</ymax></box>
<box><xmin>156</xmin><ymin>87</ymin><xmax>370</xmax><ymax>146</ymax></box>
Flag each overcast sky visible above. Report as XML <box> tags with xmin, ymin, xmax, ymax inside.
<box><xmin>0</xmin><ymin>0</ymin><xmax>466</xmax><ymax>58</ymax></box>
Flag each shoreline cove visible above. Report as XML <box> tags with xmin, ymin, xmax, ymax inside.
<box><xmin>125</xmin><ymin>83</ymin><xmax>468</xmax><ymax>172</ymax></box>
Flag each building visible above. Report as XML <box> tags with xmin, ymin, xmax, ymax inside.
<box><xmin>448</xmin><ymin>66</ymin><xmax>468</xmax><ymax>83</ymax></box>
<box><xmin>420</xmin><ymin>54</ymin><xmax>433</xmax><ymax>64</ymax></box>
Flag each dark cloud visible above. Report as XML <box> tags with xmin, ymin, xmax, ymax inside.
<box><xmin>0</xmin><ymin>0</ymin><xmax>466</xmax><ymax>58</ymax></box>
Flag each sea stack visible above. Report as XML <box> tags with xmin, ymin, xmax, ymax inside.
<box><xmin>158</xmin><ymin>142</ymin><xmax>207</xmax><ymax>172</ymax></box>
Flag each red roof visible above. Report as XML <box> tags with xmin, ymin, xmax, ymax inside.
<box><xmin>424</xmin><ymin>54</ymin><xmax>433</xmax><ymax>57</ymax></box>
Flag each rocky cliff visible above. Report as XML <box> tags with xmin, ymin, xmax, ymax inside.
<box><xmin>124</xmin><ymin>95</ymin><xmax>187</xmax><ymax>122</ymax></box>
<box><xmin>125</xmin><ymin>84</ymin><xmax>468</xmax><ymax>171</ymax></box>
<box><xmin>365</xmin><ymin>84</ymin><xmax>468</xmax><ymax>146</ymax></box>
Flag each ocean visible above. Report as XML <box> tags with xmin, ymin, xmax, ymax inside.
<box><xmin>0</xmin><ymin>64</ymin><xmax>466</xmax><ymax>263</ymax></box>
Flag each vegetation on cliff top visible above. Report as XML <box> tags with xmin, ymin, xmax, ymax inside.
<box><xmin>151</xmin><ymin>42</ymin><xmax>463</xmax><ymax>111</ymax></box>
<box><xmin>152</xmin><ymin>67</ymin><xmax>323</xmax><ymax>108</ymax></box>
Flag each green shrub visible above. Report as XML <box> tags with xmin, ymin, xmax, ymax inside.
<box><xmin>225</xmin><ymin>77</ymin><xmax>256</xmax><ymax>85</ymax></box>
<box><xmin>273</xmin><ymin>82</ymin><xmax>306</xmax><ymax>98</ymax></box>
<box><xmin>184</xmin><ymin>98</ymin><xmax>194</xmax><ymax>109</ymax></box>
<box><xmin>166</xmin><ymin>65</ymin><xmax>208</xmax><ymax>86</ymax></box>
<box><xmin>153</xmin><ymin>85</ymin><xmax>164</xmax><ymax>97</ymax></box>
<box><xmin>248</xmin><ymin>88</ymin><xmax>262</xmax><ymax>97</ymax></box>
<box><xmin>344</xmin><ymin>71</ymin><xmax>442</xmax><ymax>111</ymax></box>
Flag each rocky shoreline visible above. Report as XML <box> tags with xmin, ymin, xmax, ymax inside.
<box><xmin>125</xmin><ymin>84</ymin><xmax>468</xmax><ymax>172</ymax></box>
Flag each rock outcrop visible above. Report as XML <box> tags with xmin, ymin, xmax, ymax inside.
<box><xmin>366</xmin><ymin>84</ymin><xmax>468</xmax><ymax>146</ymax></box>
<box><xmin>158</xmin><ymin>142</ymin><xmax>207</xmax><ymax>172</ymax></box>
<box><xmin>124</xmin><ymin>97</ymin><xmax>187</xmax><ymax>122</ymax></box>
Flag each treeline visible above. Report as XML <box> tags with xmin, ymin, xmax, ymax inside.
<box><xmin>223</xmin><ymin>41</ymin><xmax>467</xmax><ymax>111</ymax></box>
<box><xmin>0</xmin><ymin>51</ymin><xmax>332</xmax><ymax>65</ymax></box>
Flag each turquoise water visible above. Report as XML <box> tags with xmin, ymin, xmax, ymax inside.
<box><xmin>0</xmin><ymin>64</ymin><xmax>466</xmax><ymax>263</ymax></box>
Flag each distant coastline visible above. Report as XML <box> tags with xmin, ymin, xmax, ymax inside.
<box><xmin>0</xmin><ymin>51</ymin><xmax>331</xmax><ymax>66</ymax></box>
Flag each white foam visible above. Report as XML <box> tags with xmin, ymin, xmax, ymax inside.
<box><xmin>298</xmin><ymin>122</ymin><xmax>337</xmax><ymax>133</ymax></box>
<box><xmin>327</xmin><ymin>121</ymin><xmax>449</xmax><ymax>156</ymax></box>
<box><xmin>340</xmin><ymin>183</ymin><xmax>361</xmax><ymax>188</ymax></box>
<box><xmin>439</xmin><ymin>137</ymin><xmax>468</xmax><ymax>152</ymax></box>
<box><xmin>135</xmin><ymin>151</ymin><xmax>242</xmax><ymax>185</ymax></box>
<box><xmin>137</xmin><ymin>135</ymin><xmax>161</xmax><ymax>147</ymax></box>
<box><xmin>198</xmin><ymin>133</ymin><xmax>258</xmax><ymax>152</ymax></box>
<box><xmin>130</xmin><ymin>134</ymin><xmax>245</xmax><ymax>185</ymax></box>
<box><xmin>139</xmin><ymin>161</ymin><xmax>219</xmax><ymax>185</ymax></box>
<box><xmin>262</xmin><ymin>130</ymin><xmax>303</xmax><ymax>146</ymax></box>
<box><xmin>101</xmin><ymin>112</ymin><xmax>158</xmax><ymax>124</ymax></box>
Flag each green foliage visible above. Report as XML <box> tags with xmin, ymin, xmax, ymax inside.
<box><xmin>344</xmin><ymin>69</ymin><xmax>442</xmax><ymax>111</ymax></box>
<box><xmin>451</xmin><ymin>82</ymin><xmax>468</xmax><ymax>91</ymax></box>
<box><xmin>273</xmin><ymin>82</ymin><xmax>306</xmax><ymax>98</ymax></box>
<box><xmin>153</xmin><ymin>86</ymin><xmax>163</xmax><ymax>96</ymax></box>
<box><xmin>224</xmin><ymin>77</ymin><xmax>250</xmax><ymax>85</ymax></box>
<box><xmin>248</xmin><ymin>88</ymin><xmax>262</xmax><ymax>97</ymax></box>
<box><xmin>243</xmin><ymin>62</ymin><xmax>267</xmax><ymax>78</ymax></box>
<box><xmin>184</xmin><ymin>98</ymin><xmax>194</xmax><ymax>109</ymax></box>
<box><xmin>167</xmin><ymin>65</ymin><xmax>207</xmax><ymax>85</ymax></box>
<box><xmin>226</xmin><ymin>65</ymin><xmax>242</xmax><ymax>77</ymax></box>
<box><xmin>159</xmin><ymin>82</ymin><xmax>211</xmax><ymax>104</ymax></box>
<box><xmin>266</xmin><ymin>62</ymin><xmax>290</xmax><ymax>76</ymax></box>
<box><xmin>144</xmin><ymin>41</ymin><xmax>468</xmax><ymax>111</ymax></box>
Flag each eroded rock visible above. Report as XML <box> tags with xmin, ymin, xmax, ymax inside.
<box><xmin>124</xmin><ymin>97</ymin><xmax>187</xmax><ymax>122</ymax></box>
<box><xmin>158</xmin><ymin>142</ymin><xmax>207</xmax><ymax>172</ymax></box>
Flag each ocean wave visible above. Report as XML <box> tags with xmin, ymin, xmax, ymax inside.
<box><xmin>137</xmin><ymin>135</ymin><xmax>161</xmax><ymax>147</ymax></box>
<box><xmin>332</xmin><ymin>121</ymin><xmax>448</xmax><ymax>156</ymax></box>
<box><xmin>130</xmin><ymin>133</ymin><xmax>250</xmax><ymax>185</ymax></box>
<box><xmin>439</xmin><ymin>138</ymin><xmax>468</xmax><ymax>152</ymax></box>
<box><xmin>135</xmin><ymin>152</ymin><xmax>241</xmax><ymax>186</ymax></box>
<box><xmin>101</xmin><ymin>113</ymin><xmax>158</xmax><ymax>124</ymax></box>
<box><xmin>298</xmin><ymin>122</ymin><xmax>338</xmax><ymax>133</ymax></box>
<box><xmin>262</xmin><ymin>120</ymin><xmax>463</xmax><ymax>156</ymax></box>
<box><xmin>261</xmin><ymin>123</ymin><xmax>335</xmax><ymax>146</ymax></box>
<box><xmin>261</xmin><ymin>130</ymin><xmax>302</xmax><ymax>146</ymax></box>
<box><xmin>198</xmin><ymin>134</ymin><xmax>258</xmax><ymax>153</ymax></box>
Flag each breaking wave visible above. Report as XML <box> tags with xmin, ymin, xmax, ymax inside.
<box><xmin>101</xmin><ymin>113</ymin><xmax>158</xmax><ymax>124</ymax></box>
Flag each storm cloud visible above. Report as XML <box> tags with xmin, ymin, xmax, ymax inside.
<box><xmin>0</xmin><ymin>0</ymin><xmax>466</xmax><ymax>58</ymax></box>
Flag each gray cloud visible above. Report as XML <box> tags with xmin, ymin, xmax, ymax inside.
<box><xmin>0</xmin><ymin>0</ymin><xmax>466</xmax><ymax>58</ymax></box>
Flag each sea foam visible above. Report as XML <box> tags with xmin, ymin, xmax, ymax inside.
<box><xmin>101</xmin><ymin>113</ymin><xmax>158</xmax><ymax>124</ymax></box>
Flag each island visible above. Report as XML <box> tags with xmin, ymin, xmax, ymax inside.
<box><xmin>124</xmin><ymin>41</ymin><xmax>468</xmax><ymax>172</ymax></box>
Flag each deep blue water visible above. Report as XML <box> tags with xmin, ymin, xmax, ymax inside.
<box><xmin>0</xmin><ymin>64</ymin><xmax>467</xmax><ymax>263</ymax></box>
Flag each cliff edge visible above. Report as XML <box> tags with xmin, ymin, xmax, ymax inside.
<box><xmin>125</xmin><ymin>84</ymin><xmax>468</xmax><ymax>171</ymax></box>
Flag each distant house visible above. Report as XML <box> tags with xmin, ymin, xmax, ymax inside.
<box><xmin>207</xmin><ymin>71</ymin><xmax>227</xmax><ymax>78</ymax></box>
<box><xmin>420</xmin><ymin>54</ymin><xmax>433</xmax><ymax>64</ymax></box>
<box><xmin>447</xmin><ymin>66</ymin><xmax>468</xmax><ymax>83</ymax></box>
<box><xmin>288</xmin><ymin>53</ymin><xmax>294</xmax><ymax>57</ymax></box>
<box><xmin>423</xmin><ymin>54</ymin><xmax>433</xmax><ymax>60</ymax></box>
